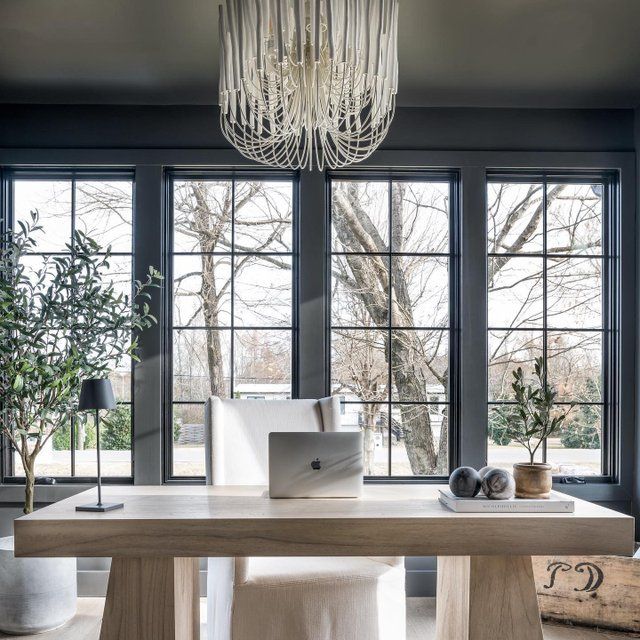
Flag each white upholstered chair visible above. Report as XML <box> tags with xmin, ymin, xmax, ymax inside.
<box><xmin>205</xmin><ymin>396</ymin><xmax>406</xmax><ymax>640</ymax></box>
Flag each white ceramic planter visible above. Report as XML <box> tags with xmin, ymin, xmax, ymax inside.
<box><xmin>0</xmin><ymin>536</ymin><xmax>76</xmax><ymax>635</ymax></box>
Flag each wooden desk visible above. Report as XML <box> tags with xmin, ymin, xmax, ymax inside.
<box><xmin>14</xmin><ymin>485</ymin><xmax>634</xmax><ymax>640</ymax></box>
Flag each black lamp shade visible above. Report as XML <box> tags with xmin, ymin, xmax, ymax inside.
<box><xmin>78</xmin><ymin>379</ymin><xmax>116</xmax><ymax>411</ymax></box>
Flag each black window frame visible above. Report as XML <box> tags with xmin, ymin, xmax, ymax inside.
<box><xmin>326</xmin><ymin>170</ymin><xmax>461</xmax><ymax>481</ymax></box>
<box><xmin>0</xmin><ymin>150</ymin><xmax>631</xmax><ymax>505</ymax></box>
<box><xmin>164</xmin><ymin>169</ymin><xmax>300</xmax><ymax>483</ymax></box>
<box><xmin>486</xmin><ymin>170</ymin><xmax>620</xmax><ymax>483</ymax></box>
<box><xmin>0</xmin><ymin>167</ymin><xmax>136</xmax><ymax>485</ymax></box>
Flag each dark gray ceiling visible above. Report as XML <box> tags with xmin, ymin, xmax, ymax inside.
<box><xmin>1</xmin><ymin>0</ymin><xmax>640</xmax><ymax>108</ymax></box>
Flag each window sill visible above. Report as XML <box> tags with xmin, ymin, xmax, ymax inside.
<box><xmin>0</xmin><ymin>484</ymin><xmax>96</xmax><ymax>506</ymax></box>
<box><xmin>552</xmin><ymin>480</ymin><xmax>632</xmax><ymax>504</ymax></box>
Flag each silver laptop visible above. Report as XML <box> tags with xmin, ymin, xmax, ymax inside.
<box><xmin>268</xmin><ymin>432</ymin><xmax>363</xmax><ymax>498</ymax></box>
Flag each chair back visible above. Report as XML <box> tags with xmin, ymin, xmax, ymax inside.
<box><xmin>205</xmin><ymin>397</ymin><xmax>341</xmax><ymax>485</ymax></box>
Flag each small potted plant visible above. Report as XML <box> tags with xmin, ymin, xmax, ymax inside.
<box><xmin>496</xmin><ymin>357</ymin><xmax>574</xmax><ymax>499</ymax></box>
<box><xmin>0</xmin><ymin>212</ymin><xmax>161</xmax><ymax>634</ymax></box>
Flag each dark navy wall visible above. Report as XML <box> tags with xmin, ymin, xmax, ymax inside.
<box><xmin>0</xmin><ymin>105</ymin><xmax>634</xmax><ymax>152</ymax></box>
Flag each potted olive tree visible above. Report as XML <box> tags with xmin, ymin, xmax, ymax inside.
<box><xmin>0</xmin><ymin>212</ymin><xmax>160</xmax><ymax>634</ymax></box>
<box><xmin>492</xmin><ymin>357</ymin><xmax>574</xmax><ymax>499</ymax></box>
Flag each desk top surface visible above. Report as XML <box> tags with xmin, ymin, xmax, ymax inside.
<box><xmin>14</xmin><ymin>485</ymin><xmax>634</xmax><ymax>558</ymax></box>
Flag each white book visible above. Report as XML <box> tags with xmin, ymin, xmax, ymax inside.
<box><xmin>438</xmin><ymin>489</ymin><xmax>574</xmax><ymax>513</ymax></box>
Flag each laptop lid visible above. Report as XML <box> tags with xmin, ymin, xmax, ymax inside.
<box><xmin>268</xmin><ymin>432</ymin><xmax>363</xmax><ymax>498</ymax></box>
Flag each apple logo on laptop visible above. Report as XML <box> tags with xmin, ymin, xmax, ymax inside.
<box><xmin>311</xmin><ymin>458</ymin><xmax>321</xmax><ymax>470</ymax></box>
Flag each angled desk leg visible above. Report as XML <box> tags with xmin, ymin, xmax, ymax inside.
<box><xmin>435</xmin><ymin>556</ymin><xmax>543</xmax><ymax>640</ymax></box>
<box><xmin>100</xmin><ymin>557</ymin><xmax>200</xmax><ymax>640</ymax></box>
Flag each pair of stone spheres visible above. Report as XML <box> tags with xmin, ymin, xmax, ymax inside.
<box><xmin>448</xmin><ymin>466</ymin><xmax>515</xmax><ymax>500</ymax></box>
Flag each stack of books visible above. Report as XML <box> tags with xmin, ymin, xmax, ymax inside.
<box><xmin>438</xmin><ymin>488</ymin><xmax>574</xmax><ymax>513</ymax></box>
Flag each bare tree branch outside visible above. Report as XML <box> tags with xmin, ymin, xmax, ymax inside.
<box><xmin>330</xmin><ymin>179</ymin><xmax>451</xmax><ymax>476</ymax></box>
<box><xmin>171</xmin><ymin>179</ymin><xmax>294</xmax><ymax>476</ymax></box>
<box><xmin>487</xmin><ymin>180</ymin><xmax>606</xmax><ymax>475</ymax></box>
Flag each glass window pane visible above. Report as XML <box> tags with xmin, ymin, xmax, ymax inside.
<box><xmin>172</xmin><ymin>403</ymin><xmax>206</xmax><ymax>477</ymax></box>
<box><xmin>547</xmin><ymin>331</ymin><xmax>602</xmax><ymax>402</ymax></box>
<box><xmin>19</xmin><ymin>254</ymin><xmax>132</xmax><ymax>306</ymax></box>
<box><xmin>330</xmin><ymin>329</ymin><xmax>388</xmax><ymax>402</ymax></box>
<box><xmin>173</xmin><ymin>329</ymin><xmax>231</xmax><ymax>401</ymax></box>
<box><xmin>391</xmin><ymin>256</ymin><xmax>448</xmax><ymax>328</ymax></box>
<box><xmin>234</xmin><ymin>330</ymin><xmax>292</xmax><ymax>396</ymax></box>
<box><xmin>14</xmin><ymin>429</ymin><xmax>72</xmax><ymax>478</ymax></box>
<box><xmin>487</xmin><ymin>182</ymin><xmax>543</xmax><ymax>254</ymax></box>
<box><xmin>547</xmin><ymin>183</ymin><xmax>603</xmax><ymax>256</ymax></box>
<box><xmin>8</xmin><ymin>176</ymin><xmax>135</xmax><ymax>480</ymax></box>
<box><xmin>330</xmin><ymin>176</ymin><xmax>453</xmax><ymax>478</ymax></box>
<box><xmin>488</xmin><ymin>256</ymin><xmax>544</xmax><ymax>328</ymax></box>
<box><xmin>103</xmin><ymin>255</ymin><xmax>132</xmax><ymax>301</ymax></box>
<box><xmin>391</xmin><ymin>330</ymin><xmax>448</xmax><ymax>403</ymax></box>
<box><xmin>75</xmin><ymin>180</ymin><xmax>133</xmax><ymax>253</ymax></box>
<box><xmin>331</xmin><ymin>255</ymin><xmax>389</xmax><ymax>327</ymax></box>
<box><xmin>170</xmin><ymin>176</ymin><xmax>295</xmax><ymax>479</ymax></box>
<box><xmin>234</xmin><ymin>256</ymin><xmax>292</xmax><ymax>327</ymax></box>
<box><xmin>14</xmin><ymin>180</ymin><xmax>72</xmax><ymax>253</ymax></box>
<box><xmin>487</xmin><ymin>178</ymin><xmax>608</xmax><ymax>476</ymax></box>
<box><xmin>331</xmin><ymin>181</ymin><xmax>389</xmax><ymax>253</ymax></box>
<box><xmin>109</xmin><ymin>365</ymin><xmax>132</xmax><ymax>403</ymax></box>
<box><xmin>75</xmin><ymin>407</ymin><xmax>132</xmax><ymax>477</ymax></box>
<box><xmin>547</xmin><ymin>405</ymin><xmax>602</xmax><ymax>476</ymax></box>
<box><xmin>488</xmin><ymin>330</ymin><xmax>544</xmax><ymax>401</ymax></box>
<box><xmin>173</xmin><ymin>180</ymin><xmax>233</xmax><ymax>253</ymax></box>
<box><xmin>17</xmin><ymin>254</ymin><xmax>59</xmax><ymax>293</ymax></box>
<box><xmin>340</xmin><ymin>403</ymin><xmax>389</xmax><ymax>476</ymax></box>
<box><xmin>392</xmin><ymin>404</ymin><xmax>448</xmax><ymax>476</ymax></box>
<box><xmin>391</xmin><ymin>182</ymin><xmax>449</xmax><ymax>253</ymax></box>
<box><xmin>173</xmin><ymin>255</ymin><xmax>232</xmax><ymax>328</ymax></box>
<box><xmin>234</xmin><ymin>181</ymin><xmax>293</xmax><ymax>252</ymax></box>
<box><xmin>546</xmin><ymin>257</ymin><xmax>601</xmax><ymax>329</ymax></box>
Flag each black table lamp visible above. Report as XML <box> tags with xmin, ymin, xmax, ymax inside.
<box><xmin>75</xmin><ymin>379</ymin><xmax>123</xmax><ymax>512</ymax></box>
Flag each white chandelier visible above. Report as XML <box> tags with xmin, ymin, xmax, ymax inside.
<box><xmin>218</xmin><ymin>0</ymin><xmax>399</xmax><ymax>170</ymax></box>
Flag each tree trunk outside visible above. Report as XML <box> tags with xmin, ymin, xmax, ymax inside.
<box><xmin>76</xmin><ymin>421</ymin><xmax>85</xmax><ymax>450</ymax></box>
<box><xmin>398</xmin><ymin>404</ymin><xmax>437</xmax><ymax>475</ymax></box>
<box><xmin>332</xmin><ymin>185</ymin><xmax>446</xmax><ymax>475</ymax></box>
<box><xmin>391</xmin><ymin>332</ymin><xmax>438</xmax><ymax>474</ymax></box>
<box><xmin>437</xmin><ymin>412</ymin><xmax>449</xmax><ymax>475</ymax></box>
<box><xmin>201</xmin><ymin>253</ymin><xmax>227</xmax><ymax>398</ymax></box>
<box><xmin>362</xmin><ymin>405</ymin><xmax>380</xmax><ymax>475</ymax></box>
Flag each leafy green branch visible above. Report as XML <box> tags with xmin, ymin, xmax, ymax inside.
<box><xmin>489</xmin><ymin>357</ymin><xmax>575</xmax><ymax>465</ymax></box>
<box><xmin>0</xmin><ymin>211</ymin><xmax>162</xmax><ymax>513</ymax></box>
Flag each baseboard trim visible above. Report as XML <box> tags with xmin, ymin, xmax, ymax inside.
<box><xmin>406</xmin><ymin>569</ymin><xmax>437</xmax><ymax>597</ymax></box>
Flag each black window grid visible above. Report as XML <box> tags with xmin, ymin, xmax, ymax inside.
<box><xmin>327</xmin><ymin>173</ymin><xmax>460</xmax><ymax>480</ymax></box>
<box><xmin>1</xmin><ymin>169</ymin><xmax>135</xmax><ymax>483</ymax></box>
<box><xmin>166</xmin><ymin>172</ymin><xmax>299</xmax><ymax>481</ymax></box>
<box><xmin>486</xmin><ymin>172</ymin><xmax>618</xmax><ymax>479</ymax></box>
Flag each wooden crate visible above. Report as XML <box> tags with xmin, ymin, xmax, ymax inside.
<box><xmin>533</xmin><ymin>555</ymin><xmax>640</xmax><ymax>633</ymax></box>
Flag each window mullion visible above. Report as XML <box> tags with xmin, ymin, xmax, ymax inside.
<box><xmin>230</xmin><ymin>179</ymin><xmax>236</xmax><ymax>399</ymax></box>
<box><xmin>542</xmin><ymin>176</ymin><xmax>548</xmax><ymax>463</ymax></box>
<box><xmin>298</xmin><ymin>170</ymin><xmax>327</xmax><ymax>399</ymax></box>
<box><xmin>70</xmin><ymin>175</ymin><xmax>77</xmax><ymax>477</ymax></box>
<box><xmin>459</xmin><ymin>166</ymin><xmax>488</xmax><ymax>470</ymax></box>
<box><xmin>133</xmin><ymin>164</ymin><xmax>164</xmax><ymax>485</ymax></box>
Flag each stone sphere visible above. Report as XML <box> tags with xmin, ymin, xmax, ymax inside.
<box><xmin>478</xmin><ymin>466</ymin><xmax>495</xmax><ymax>495</ymax></box>
<box><xmin>449</xmin><ymin>466</ymin><xmax>481</xmax><ymax>498</ymax></box>
<box><xmin>481</xmin><ymin>468</ymin><xmax>516</xmax><ymax>500</ymax></box>
<box><xmin>478</xmin><ymin>466</ymin><xmax>494</xmax><ymax>480</ymax></box>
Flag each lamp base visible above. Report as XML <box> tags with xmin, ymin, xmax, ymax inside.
<box><xmin>75</xmin><ymin>502</ymin><xmax>124</xmax><ymax>512</ymax></box>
